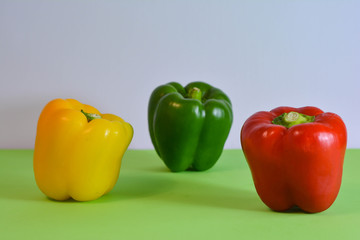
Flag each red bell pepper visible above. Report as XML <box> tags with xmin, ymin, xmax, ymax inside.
<box><xmin>241</xmin><ymin>106</ymin><xmax>347</xmax><ymax>213</ymax></box>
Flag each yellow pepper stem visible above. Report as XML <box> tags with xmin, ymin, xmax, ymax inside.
<box><xmin>81</xmin><ymin>109</ymin><xmax>102</xmax><ymax>122</ymax></box>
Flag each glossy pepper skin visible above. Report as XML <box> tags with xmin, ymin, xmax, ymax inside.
<box><xmin>34</xmin><ymin>99</ymin><xmax>133</xmax><ymax>201</ymax></box>
<box><xmin>241</xmin><ymin>106</ymin><xmax>347</xmax><ymax>213</ymax></box>
<box><xmin>148</xmin><ymin>82</ymin><xmax>233</xmax><ymax>172</ymax></box>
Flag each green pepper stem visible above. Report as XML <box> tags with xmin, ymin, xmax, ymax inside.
<box><xmin>272</xmin><ymin>111</ymin><xmax>315</xmax><ymax>128</ymax></box>
<box><xmin>188</xmin><ymin>87</ymin><xmax>202</xmax><ymax>101</ymax></box>
<box><xmin>81</xmin><ymin>109</ymin><xmax>102</xmax><ymax>122</ymax></box>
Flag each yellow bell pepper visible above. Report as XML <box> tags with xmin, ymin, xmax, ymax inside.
<box><xmin>33</xmin><ymin>98</ymin><xmax>133</xmax><ymax>201</ymax></box>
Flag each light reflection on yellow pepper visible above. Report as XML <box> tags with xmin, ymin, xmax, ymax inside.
<box><xmin>33</xmin><ymin>98</ymin><xmax>133</xmax><ymax>201</ymax></box>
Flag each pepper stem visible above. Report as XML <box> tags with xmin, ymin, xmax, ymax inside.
<box><xmin>188</xmin><ymin>87</ymin><xmax>202</xmax><ymax>101</ymax></box>
<box><xmin>81</xmin><ymin>109</ymin><xmax>102</xmax><ymax>122</ymax></box>
<box><xmin>272</xmin><ymin>111</ymin><xmax>315</xmax><ymax>128</ymax></box>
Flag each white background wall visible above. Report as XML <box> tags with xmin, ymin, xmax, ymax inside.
<box><xmin>1</xmin><ymin>0</ymin><xmax>359</xmax><ymax>149</ymax></box>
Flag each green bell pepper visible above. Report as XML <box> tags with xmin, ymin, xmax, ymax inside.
<box><xmin>148</xmin><ymin>82</ymin><xmax>233</xmax><ymax>172</ymax></box>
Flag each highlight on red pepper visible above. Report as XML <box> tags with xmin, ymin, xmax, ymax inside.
<box><xmin>240</xmin><ymin>106</ymin><xmax>347</xmax><ymax>213</ymax></box>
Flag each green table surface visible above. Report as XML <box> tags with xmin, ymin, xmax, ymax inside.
<box><xmin>0</xmin><ymin>149</ymin><xmax>359</xmax><ymax>240</ymax></box>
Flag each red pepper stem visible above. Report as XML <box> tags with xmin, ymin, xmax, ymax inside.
<box><xmin>272</xmin><ymin>111</ymin><xmax>315</xmax><ymax>128</ymax></box>
<box><xmin>81</xmin><ymin>109</ymin><xmax>102</xmax><ymax>122</ymax></box>
<box><xmin>188</xmin><ymin>87</ymin><xmax>202</xmax><ymax>101</ymax></box>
